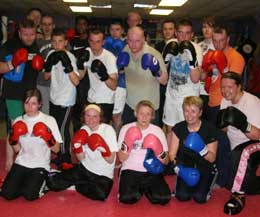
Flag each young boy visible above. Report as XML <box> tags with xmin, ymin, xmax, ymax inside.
<box><xmin>103</xmin><ymin>21</ymin><xmax>127</xmax><ymax>135</ymax></box>
<box><xmin>44</xmin><ymin>28</ymin><xmax>80</xmax><ymax>166</ymax></box>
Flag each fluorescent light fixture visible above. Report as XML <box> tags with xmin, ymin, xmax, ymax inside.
<box><xmin>134</xmin><ymin>4</ymin><xmax>157</xmax><ymax>9</ymax></box>
<box><xmin>63</xmin><ymin>0</ymin><xmax>87</xmax><ymax>2</ymax></box>
<box><xmin>90</xmin><ymin>4</ymin><xmax>112</xmax><ymax>8</ymax></box>
<box><xmin>70</xmin><ymin>6</ymin><xmax>92</xmax><ymax>12</ymax></box>
<box><xmin>159</xmin><ymin>0</ymin><xmax>188</xmax><ymax>7</ymax></box>
<box><xmin>150</xmin><ymin>9</ymin><xmax>173</xmax><ymax>15</ymax></box>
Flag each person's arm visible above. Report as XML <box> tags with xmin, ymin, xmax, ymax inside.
<box><xmin>190</xmin><ymin>67</ymin><xmax>201</xmax><ymax>83</ymax></box>
<box><xmin>68</xmin><ymin>71</ymin><xmax>80</xmax><ymax>86</ymax></box>
<box><xmin>5</xmin><ymin>139</ymin><xmax>14</xmax><ymax>172</ymax></box>
<box><xmin>0</xmin><ymin>61</ymin><xmax>12</xmax><ymax>74</ymax></box>
<box><xmin>159</xmin><ymin>152</ymin><xmax>169</xmax><ymax>165</ymax></box>
<box><xmin>217</xmin><ymin>106</ymin><xmax>260</xmax><ymax>140</ymax></box>
<box><xmin>104</xmin><ymin>72</ymin><xmax>117</xmax><ymax>91</ymax></box>
<box><xmin>0</xmin><ymin>48</ymin><xmax>29</xmax><ymax>74</ymax></box>
<box><xmin>50</xmin><ymin>142</ymin><xmax>60</xmax><ymax>153</ymax></box>
<box><xmin>204</xmin><ymin>140</ymin><xmax>218</xmax><ymax>163</ymax></box>
<box><xmin>78</xmin><ymin>69</ymin><xmax>87</xmax><ymax>80</ymax></box>
<box><xmin>103</xmin><ymin>151</ymin><xmax>116</xmax><ymax>164</ymax></box>
<box><xmin>168</xmin><ymin>131</ymin><xmax>180</xmax><ymax>164</ymax></box>
<box><xmin>245</xmin><ymin>125</ymin><xmax>260</xmax><ymax>141</ymax></box>
<box><xmin>157</xmin><ymin>69</ymin><xmax>168</xmax><ymax>85</ymax></box>
<box><xmin>75</xmin><ymin>152</ymin><xmax>85</xmax><ymax>161</ymax></box>
<box><xmin>5</xmin><ymin>141</ymin><xmax>21</xmax><ymax>171</ymax></box>
<box><xmin>118</xmin><ymin>149</ymin><xmax>129</xmax><ymax>162</ymax></box>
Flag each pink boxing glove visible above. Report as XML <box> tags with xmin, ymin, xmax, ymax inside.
<box><xmin>121</xmin><ymin>126</ymin><xmax>142</xmax><ymax>153</ymax></box>
<box><xmin>143</xmin><ymin>134</ymin><xmax>166</xmax><ymax>159</ymax></box>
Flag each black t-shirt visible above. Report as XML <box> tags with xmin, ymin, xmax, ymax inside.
<box><xmin>70</xmin><ymin>36</ymin><xmax>89</xmax><ymax>59</ymax></box>
<box><xmin>70</xmin><ymin>37</ymin><xmax>90</xmax><ymax>107</ymax></box>
<box><xmin>0</xmin><ymin>37</ymin><xmax>40</xmax><ymax>100</ymax></box>
<box><xmin>172</xmin><ymin>120</ymin><xmax>218</xmax><ymax>167</ymax></box>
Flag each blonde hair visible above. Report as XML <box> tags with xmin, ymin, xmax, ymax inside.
<box><xmin>81</xmin><ymin>103</ymin><xmax>104</xmax><ymax>123</ymax></box>
<box><xmin>183</xmin><ymin>96</ymin><xmax>203</xmax><ymax>110</ymax></box>
<box><xmin>135</xmin><ymin>100</ymin><xmax>155</xmax><ymax>118</ymax></box>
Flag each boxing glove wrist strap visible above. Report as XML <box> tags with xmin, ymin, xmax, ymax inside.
<box><xmin>245</xmin><ymin>123</ymin><xmax>252</xmax><ymax>133</ymax></box>
<box><xmin>7</xmin><ymin>61</ymin><xmax>14</xmax><ymax>70</ymax></box>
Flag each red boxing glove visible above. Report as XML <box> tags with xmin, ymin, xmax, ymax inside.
<box><xmin>32</xmin><ymin>54</ymin><xmax>45</xmax><ymax>71</ymax></box>
<box><xmin>12</xmin><ymin>48</ymin><xmax>28</xmax><ymax>67</ymax></box>
<box><xmin>32</xmin><ymin>122</ymin><xmax>56</xmax><ymax>148</ymax></box>
<box><xmin>122</xmin><ymin>126</ymin><xmax>142</xmax><ymax>152</ymax></box>
<box><xmin>202</xmin><ymin>50</ymin><xmax>214</xmax><ymax>73</ymax></box>
<box><xmin>88</xmin><ymin>133</ymin><xmax>111</xmax><ymax>157</ymax></box>
<box><xmin>72</xmin><ymin>129</ymin><xmax>89</xmax><ymax>154</ymax></box>
<box><xmin>143</xmin><ymin>134</ymin><xmax>165</xmax><ymax>159</ymax></box>
<box><xmin>212</xmin><ymin>50</ymin><xmax>228</xmax><ymax>74</ymax></box>
<box><xmin>9</xmin><ymin>120</ymin><xmax>28</xmax><ymax>146</ymax></box>
<box><xmin>66</xmin><ymin>28</ymin><xmax>76</xmax><ymax>42</ymax></box>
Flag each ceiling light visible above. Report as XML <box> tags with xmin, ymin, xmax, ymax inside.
<box><xmin>159</xmin><ymin>0</ymin><xmax>188</xmax><ymax>7</ymax></box>
<box><xmin>134</xmin><ymin>4</ymin><xmax>157</xmax><ymax>9</ymax></box>
<box><xmin>150</xmin><ymin>9</ymin><xmax>173</xmax><ymax>15</ymax></box>
<box><xmin>70</xmin><ymin>6</ymin><xmax>92</xmax><ymax>12</ymax></box>
<box><xmin>90</xmin><ymin>4</ymin><xmax>112</xmax><ymax>8</ymax></box>
<box><xmin>63</xmin><ymin>0</ymin><xmax>87</xmax><ymax>2</ymax></box>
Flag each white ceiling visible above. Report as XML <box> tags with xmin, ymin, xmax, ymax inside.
<box><xmin>0</xmin><ymin>0</ymin><xmax>260</xmax><ymax>20</ymax></box>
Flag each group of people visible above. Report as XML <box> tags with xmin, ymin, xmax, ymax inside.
<box><xmin>0</xmin><ymin>8</ymin><xmax>260</xmax><ymax>216</ymax></box>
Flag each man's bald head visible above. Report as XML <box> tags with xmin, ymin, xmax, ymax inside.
<box><xmin>127</xmin><ymin>26</ymin><xmax>144</xmax><ymax>38</ymax></box>
<box><xmin>127</xmin><ymin>26</ymin><xmax>145</xmax><ymax>55</ymax></box>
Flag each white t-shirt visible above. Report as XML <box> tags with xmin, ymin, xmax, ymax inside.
<box><xmin>118</xmin><ymin>122</ymin><xmax>168</xmax><ymax>172</ymax></box>
<box><xmin>221</xmin><ymin>91</ymin><xmax>260</xmax><ymax>150</ymax></box>
<box><xmin>85</xmin><ymin>48</ymin><xmax>117</xmax><ymax>104</ymax></box>
<box><xmin>80</xmin><ymin>123</ymin><xmax>118</xmax><ymax>179</ymax></box>
<box><xmin>166</xmin><ymin>41</ymin><xmax>203</xmax><ymax>100</ymax></box>
<box><xmin>15</xmin><ymin>112</ymin><xmax>63</xmax><ymax>171</ymax></box>
<box><xmin>198</xmin><ymin>39</ymin><xmax>215</xmax><ymax>56</ymax></box>
<box><xmin>48</xmin><ymin>50</ymin><xmax>79</xmax><ymax>107</ymax></box>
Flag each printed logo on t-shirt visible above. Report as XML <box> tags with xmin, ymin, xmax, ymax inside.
<box><xmin>133</xmin><ymin>140</ymin><xmax>142</xmax><ymax>150</ymax></box>
<box><xmin>169</xmin><ymin>54</ymin><xmax>191</xmax><ymax>90</ymax></box>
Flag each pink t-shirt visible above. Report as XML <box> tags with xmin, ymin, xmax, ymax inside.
<box><xmin>118</xmin><ymin>122</ymin><xmax>168</xmax><ymax>172</ymax></box>
<box><xmin>221</xmin><ymin>91</ymin><xmax>260</xmax><ymax>150</ymax></box>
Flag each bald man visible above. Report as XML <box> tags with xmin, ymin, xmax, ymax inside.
<box><xmin>119</xmin><ymin>26</ymin><xmax>168</xmax><ymax>126</ymax></box>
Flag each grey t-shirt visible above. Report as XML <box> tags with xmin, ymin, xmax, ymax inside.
<box><xmin>124</xmin><ymin>44</ymin><xmax>166</xmax><ymax>110</ymax></box>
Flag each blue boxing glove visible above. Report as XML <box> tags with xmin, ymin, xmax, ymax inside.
<box><xmin>175</xmin><ymin>164</ymin><xmax>200</xmax><ymax>187</ymax></box>
<box><xmin>103</xmin><ymin>36</ymin><xmax>113</xmax><ymax>51</ymax></box>
<box><xmin>116</xmin><ymin>51</ymin><xmax>130</xmax><ymax>71</ymax></box>
<box><xmin>117</xmin><ymin>73</ymin><xmax>126</xmax><ymax>88</ymax></box>
<box><xmin>185</xmin><ymin>132</ymin><xmax>208</xmax><ymax>156</ymax></box>
<box><xmin>112</xmin><ymin>39</ymin><xmax>125</xmax><ymax>56</ymax></box>
<box><xmin>143</xmin><ymin>148</ymin><xmax>165</xmax><ymax>175</ymax></box>
<box><xmin>3</xmin><ymin>54</ymin><xmax>25</xmax><ymax>82</ymax></box>
<box><xmin>141</xmin><ymin>53</ymin><xmax>160</xmax><ymax>77</ymax></box>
